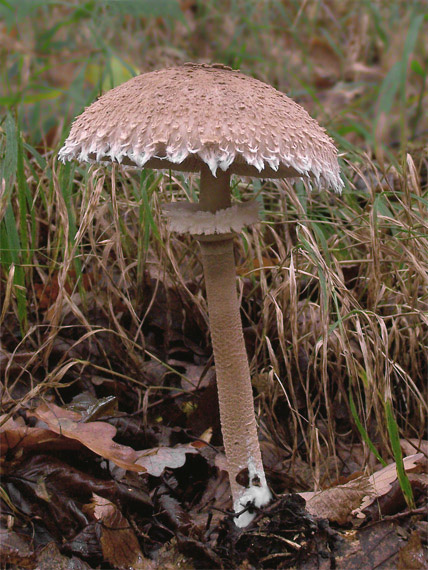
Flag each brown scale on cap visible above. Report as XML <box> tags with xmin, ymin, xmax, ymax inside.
<box><xmin>59</xmin><ymin>63</ymin><xmax>343</xmax><ymax>192</ymax></box>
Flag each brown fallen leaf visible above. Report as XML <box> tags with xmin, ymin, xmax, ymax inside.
<box><xmin>0</xmin><ymin>410</ymin><xmax>87</xmax><ymax>457</ymax></box>
<box><xmin>352</xmin><ymin>453</ymin><xmax>424</xmax><ymax>518</ymax></box>
<box><xmin>0</xmin><ymin>527</ymin><xmax>35</xmax><ymax>569</ymax></box>
<box><xmin>0</xmin><ymin>415</ymin><xmax>50</xmax><ymax>451</ymax></box>
<box><xmin>34</xmin><ymin>269</ymin><xmax>95</xmax><ymax>310</ymax></box>
<box><xmin>0</xmin><ymin>415</ymin><xmax>79</xmax><ymax>455</ymax></box>
<box><xmin>29</xmin><ymin>403</ymin><xmax>146</xmax><ymax>473</ymax></box>
<box><xmin>135</xmin><ymin>442</ymin><xmax>203</xmax><ymax>477</ymax></box>
<box><xmin>86</xmin><ymin>494</ymin><xmax>153</xmax><ymax>570</ymax></box>
<box><xmin>300</xmin><ymin>477</ymin><xmax>373</xmax><ymax>525</ymax></box>
<box><xmin>155</xmin><ymin>539</ymin><xmax>196</xmax><ymax>570</ymax></box>
<box><xmin>398</xmin><ymin>531</ymin><xmax>428</xmax><ymax>570</ymax></box>
<box><xmin>36</xmin><ymin>541</ymin><xmax>92</xmax><ymax>570</ymax></box>
<box><xmin>236</xmin><ymin>255</ymin><xmax>275</xmax><ymax>276</ymax></box>
<box><xmin>299</xmin><ymin>453</ymin><xmax>425</xmax><ymax>524</ymax></box>
<box><xmin>336</xmin><ymin>521</ymin><xmax>407</xmax><ymax>569</ymax></box>
<box><xmin>400</xmin><ymin>438</ymin><xmax>428</xmax><ymax>457</ymax></box>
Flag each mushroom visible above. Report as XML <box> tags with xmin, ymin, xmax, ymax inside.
<box><xmin>59</xmin><ymin>63</ymin><xmax>343</xmax><ymax>527</ymax></box>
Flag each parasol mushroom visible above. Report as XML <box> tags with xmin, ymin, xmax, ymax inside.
<box><xmin>59</xmin><ymin>63</ymin><xmax>343</xmax><ymax>527</ymax></box>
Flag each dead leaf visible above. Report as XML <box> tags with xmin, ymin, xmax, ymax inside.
<box><xmin>0</xmin><ymin>527</ymin><xmax>35</xmax><ymax>569</ymax></box>
<box><xmin>157</xmin><ymin>489</ymin><xmax>194</xmax><ymax>534</ymax></box>
<box><xmin>167</xmin><ymin>359</ymin><xmax>214</xmax><ymax>391</ymax></box>
<box><xmin>135</xmin><ymin>442</ymin><xmax>201</xmax><ymax>477</ymax></box>
<box><xmin>9</xmin><ymin>454</ymin><xmax>125</xmax><ymax>543</ymax></box>
<box><xmin>236</xmin><ymin>255</ymin><xmax>275</xmax><ymax>276</ymax></box>
<box><xmin>299</xmin><ymin>453</ymin><xmax>425</xmax><ymax>523</ymax></box>
<box><xmin>336</xmin><ymin>522</ymin><xmax>407</xmax><ymax>569</ymax></box>
<box><xmin>29</xmin><ymin>403</ymin><xmax>146</xmax><ymax>472</ymax></box>
<box><xmin>212</xmin><ymin>452</ymin><xmax>227</xmax><ymax>473</ymax></box>
<box><xmin>195</xmin><ymin>461</ymin><xmax>231</xmax><ymax>528</ymax></box>
<box><xmin>0</xmin><ymin>347</ymin><xmax>34</xmax><ymax>375</ymax></box>
<box><xmin>34</xmin><ymin>269</ymin><xmax>95</xmax><ymax>310</ymax></box>
<box><xmin>0</xmin><ymin>415</ymin><xmax>77</xmax><ymax>455</ymax></box>
<box><xmin>400</xmin><ymin>439</ymin><xmax>428</xmax><ymax>457</ymax></box>
<box><xmin>398</xmin><ymin>531</ymin><xmax>428</xmax><ymax>570</ymax></box>
<box><xmin>352</xmin><ymin>453</ymin><xmax>424</xmax><ymax>518</ymax></box>
<box><xmin>36</xmin><ymin>541</ymin><xmax>92</xmax><ymax>569</ymax></box>
<box><xmin>155</xmin><ymin>539</ymin><xmax>194</xmax><ymax>570</ymax></box>
<box><xmin>300</xmin><ymin>477</ymin><xmax>373</xmax><ymax>524</ymax></box>
<box><xmin>336</xmin><ymin>440</ymin><xmax>379</xmax><ymax>475</ymax></box>
<box><xmin>87</xmin><ymin>494</ymin><xmax>152</xmax><ymax>570</ymax></box>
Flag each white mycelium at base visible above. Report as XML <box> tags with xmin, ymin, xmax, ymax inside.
<box><xmin>234</xmin><ymin>458</ymin><xmax>272</xmax><ymax>528</ymax></box>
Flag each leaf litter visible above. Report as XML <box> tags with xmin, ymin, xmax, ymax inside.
<box><xmin>2</xmin><ymin>388</ymin><xmax>427</xmax><ymax>569</ymax></box>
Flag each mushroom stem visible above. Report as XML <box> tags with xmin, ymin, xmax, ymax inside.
<box><xmin>199</xmin><ymin>164</ymin><xmax>232</xmax><ymax>212</ymax></box>
<box><xmin>198</xmin><ymin>168</ymin><xmax>271</xmax><ymax>527</ymax></box>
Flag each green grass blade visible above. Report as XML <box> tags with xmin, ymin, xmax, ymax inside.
<box><xmin>16</xmin><ymin>123</ymin><xmax>30</xmax><ymax>266</ymax></box>
<box><xmin>1</xmin><ymin>203</ymin><xmax>27</xmax><ymax>328</ymax></box>
<box><xmin>385</xmin><ymin>398</ymin><xmax>415</xmax><ymax>509</ymax></box>
<box><xmin>0</xmin><ymin>114</ymin><xmax>18</xmax><ymax>214</ymax></box>
<box><xmin>349</xmin><ymin>391</ymin><xmax>387</xmax><ymax>467</ymax></box>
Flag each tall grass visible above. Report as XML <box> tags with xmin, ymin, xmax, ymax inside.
<box><xmin>1</xmin><ymin>0</ymin><xmax>427</xmax><ymax>489</ymax></box>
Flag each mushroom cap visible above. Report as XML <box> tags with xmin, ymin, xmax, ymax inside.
<box><xmin>59</xmin><ymin>63</ymin><xmax>343</xmax><ymax>192</ymax></box>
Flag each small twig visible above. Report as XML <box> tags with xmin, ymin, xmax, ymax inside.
<box><xmin>245</xmin><ymin>531</ymin><xmax>302</xmax><ymax>550</ymax></box>
<box><xmin>208</xmin><ymin>505</ymin><xmax>236</xmax><ymax>517</ymax></box>
<box><xmin>364</xmin><ymin>505</ymin><xmax>427</xmax><ymax>528</ymax></box>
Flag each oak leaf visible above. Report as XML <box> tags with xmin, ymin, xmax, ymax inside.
<box><xmin>135</xmin><ymin>442</ymin><xmax>203</xmax><ymax>477</ymax></box>
<box><xmin>29</xmin><ymin>403</ymin><xmax>146</xmax><ymax>473</ymax></box>
<box><xmin>86</xmin><ymin>494</ymin><xmax>153</xmax><ymax>570</ymax></box>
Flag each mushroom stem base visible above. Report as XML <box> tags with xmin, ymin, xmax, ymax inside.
<box><xmin>198</xmin><ymin>236</ymin><xmax>271</xmax><ymax>526</ymax></box>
